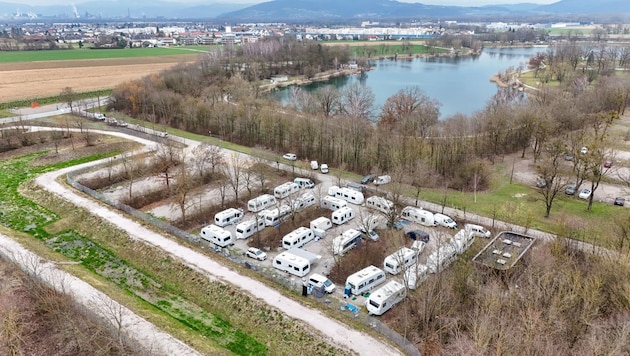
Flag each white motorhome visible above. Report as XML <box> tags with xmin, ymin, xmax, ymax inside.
<box><xmin>365</xmin><ymin>280</ymin><xmax>406</xmax><ymax>316</ymax></box>
<box><xmin>247</xmin><ymin>194</ymin><xmax>277</xmax><ymax>213</ymax></box>
<box><xmin>310</xmin><ymin>217</ymin><xmax>332</xmax><ymax>231</ymax></box>
<box><xmin>214</xmin><ymin>208</ymin><xmax>244</xmax><ymax>227</ymax></box>
<box><xmin>334</xmin><ymin>187</ymin><xmax>365</xmax><ymax>205</ymax></box>
<box><xmin>293</xmin><ymin>192</ymin><xmax>316</xmax><ymax>211</ymax></box>
<box><xmin>465</xmin><ymin>223</ymin><xmax>491</xmax><ymax>238</ymax></box>
<box><xmin>332</xmin><ymin>228</ymin><xmax>362</xmax><ymax>255</ymax></box>
<box><xmin>260</xmin><ymin>205</ymin><xmax>292</xmax><ymax>226</ymax></box>
<box><xmin>199</xmin><ymin>224</ymin><xmax>234</xmax><ymax>247</ymax></box>
<box><xmin>401</xmin><ymin>206</ymin><xmax>437</xmax><ymax>227</ymax></box>
<box><xmin>404</xmin><ymin>263</ymin><xmax>429</xmax><ymax>290</ymax></box>
<box><xmin>282</xmin><ymin>227</ymin><xmax>315</xmax><ymax>249</ymax></box>
<box><xmin>434</xmin><ymin>213</ymin><xmax>458</xmax><ymax>229</ymax></box>
<box><xmin>272</xmin><ymin>251</ymin><xmax>311</xmax><ymax>277</ymax></box>
<box><xmin>450</xmin><ymin>229</ymin><xmax>474</xmax><ymax>254</ymax></box>
<box><xmin>365</xmin><ymin>196</ymin><xmax>394</xmax><ymax>215</ymax></box>
<box><xmin>235</xmin><ymin>218</ymin><xmax>266</xmax><ymax>239</ymax></box>
<box><xmin>294</xmin><ymin>177</ymin><xmax>315</xmax><ymax>189</ymax></box>
<box><xmin>320</xmin><ymin>196</ymin><xmax>347</xmax><ymax>211</ymax></box>
<box><xmin>345</xmin><ymin>265</ymin><xmax>387</xmax><ymax>296</ymax></box>
<box><xmin>383</xmin><ymin>247</ymin><xmax>418</xmax><ymax>275</ymax></box>
<box><xmin>332</xmin><ymin>206</ymin><xmax>355</xmax><ymax>225</ymax></box>
<box><xmin>273</xmin><ymin>182</ymin><xmax>299</xmax><ymax>199</ymax></box>
<box><xmin>426</xmin><ymin>244</ymin><xmax>458</xmax><ymax>273</ymax></box>
<box><xmin>373</xmin><ymin>175</ymin><xmax>391</xmax><ymax>185</ymax></box>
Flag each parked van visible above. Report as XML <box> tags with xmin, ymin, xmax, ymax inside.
<box><xmin>274</xmin><ymin>182</ymin><xmax>299</xmax><ymax>199</ymax></box>
<box><xmin>327</xmin><ymin>185</ymin><xmax>339</xmax><ymax>197</ymax></box>
<box><xmin>214</xmin><ymin>208</ymin><xmax>244</xmax><ymax>227</ymax></box>
<box><xmin>282</xmin><ymin>227</ymin><xmax>315</xmax><ymax>249</ymax></box>
<box><xmin>346</xmin><ymin>182</ymin><xmax>367</xmax><ymax>193</ymax></box>
<box><xmin>310</xmin><ymin>217</ymin><xmax>332</xmax><ymax>231</ymax></box>
<box><xmin>404</xmin><ymin>263</ymin><xmax>429</xmax><ymax>290</ymax></box>
<box><xmin>332</xmin><ymin>228</ymin><xmax>362</xmax><ymax>255</ymax></box>
<box><xmin>332</xmin><ymin>206</ymin><xmax>355</xmax><ymax>225</ymax></box>
<box><xmin>199</xmin><ymin>224</ymin><xmax>234</xmax><ymax>247</ymax></box>
<box><xmin>272</xmin><ymin>251</ymin><xmax>311</xmax><ymax>277</ymax></box>
<box><xmin>426</xmin><ymin>244</ymin><xmax>458</xmax><ymax>273</ymax></box>
<box><xmin>235</xmin><ymin>218</ymin><xmax>265</xmax><ymax>239</ymax></box>
<box><xmin>383</xmin><ymin>247</ymin><xmax>418</xmax><ymax>275</ymax></box>
<box><xmin>247</xmin><ymin>194</ymin><xmax>277</xmax><ymax>213</ymax></box>
<box><xmin>294</xmin><ymin>177</ymin><xmax>315</xmax><ymax>189</ymax></box>
<box><xmin>320</xmin><ymin>196</ymin><xmax>347</xmax><ymax>211</ymax></box>
<box><xmin>401</xmin><ymin>206</ymin><xmax>437</xmax><ymax>227</ymax></box>
<box><xmin>320</xmin><ymin>164</ymin><xmax>329</xmax><ymax>174</ymax></box>
<box><xmin>434</xmin><ymin>213</ymin><xmax>457</xmax><ymax>229</ymax></box>
<box><xmin>465</xmin><ymin>224</ymin><xmax>491</xmax><ymax>238</ymax></box>
<box><xmin>260</xmin><ymin>205</ymin><xmax>292</xmax><ymax>226</ymax></box>
<box><xmin>365</xmin><ymin>280</ymin><xmax>406</xmax><ymax>316</ymax></box>
<box><xmin>366</xmin><ymin>196</ymin><xmax>394</xmax><ymax>215</ymax></box>
<box><xmin>334</xmin><ymin>187</ymin><xmax>365</xmax><ymax>205</ymax></box>
<box><xmin>308</xmin><ymin>273</ymin><xmax>336</xmax><ymax>294</ymax></box>
<box><xmin>293</xmin><ymin>192</ymin><xmax>316</xmax><ymax>211</ymax></box>
<box><xmin>310</xmin><ymin>160</ymin><xmax>318</xmax><ymax>170</ymax></box>
<box><xmin>373</xmin><ymin>175</ymin><xmax>391</xmax><ymax>185</ymax></box>
<box><xmin>345</xmin><ymin>265</ymin><xmax>387</xmax><ymax>296</ymax></box>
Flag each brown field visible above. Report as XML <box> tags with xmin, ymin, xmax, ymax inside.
<box><xmin>0</xmin><ymin>55</ymin><xmax>198</xmax><ymax>102</ymax></box>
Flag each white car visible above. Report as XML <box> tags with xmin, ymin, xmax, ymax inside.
<box><xmin>320</xmin><ymin>163</ymin><xmax>329</xmax><ymax>174</ymax></box>
<box><xmin>578</xmin><ymin>188</ymin><xmax>592</xmax><ymax>200</ymax></box>
<box><xmin>246</xmin><ymin>247</ymin><xmax>267</xmax><ymax>261</ymax></box>
<box><xmin>310</xmin><ymin>160</ymin><xmax>318</xmax><ymax>169</ymax></box>
<box><xmin>282</xmin><ymin>153</ymin><xmax>297</xmax><ymax>161</ymax></box>
<box><xmin>580</xmin><ymin>146</ymin><xmax>588</xmax><ymax>155</ymax></box>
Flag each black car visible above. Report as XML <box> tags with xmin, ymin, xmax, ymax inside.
<box><xmin>614</xmin><ymin>197</ymin><xmax>625</xmax><ymax>206</ymax></box>
<box><xmin>406</xmin><ymin>230</ymin><xmax>430</xmax><ymax>243</ymax></box>
<box><xmin>361</xmin><ymin>174</ymin><xmax>376</xmax><ymax>184</ymax></box>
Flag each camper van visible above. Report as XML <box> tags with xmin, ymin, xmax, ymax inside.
<box><xmin>293</xmin><ymin>192</ymin><xmax>316</xmax><ymax>211</ymax></box>
<box><xmin>247</xmin><ymin>194</ymin><xmax>277</xmax><ymax>213</ymax></box>
<box><xmin>260</xmin><ymin>205</ymin><xmax>292</xmax><ymax>226</ymax></box>
<box><xmin>365</xmin><ymin>280</ymin><xmax>406</xmax><ymax>316</ymax></box>
<box><xmin>404</xmin><ymin>263</ymin><xmax>429</xmax><ymax>290</ymax></box>
<box><xmin>235</xmin><ymin>218</ymin><xmax>266</xmax><ymax>239</ymax></box>
<box><xmin>334</xmin><ymin>187</ymin><xmax>365</xmax><ymax>205</ymax></box>
<box><xmin>320</xmin><ymin>196</ymin><xmax>347</xmax><ymax>211</ymax></box>
<box><xmin>273</xmin><ymin>182</ymin><xmax>299</xmax><ymax>199</ymax></box>
<box><xmin>383</xmin><ymin>247</ymin><xmax>418</xmax><ymax>275</ymax></box>
<box><xmin>199</xmin><ymin>224</ymin><xmax>234</xmax><ymax>247</ymax></box>
<box><xmin>345</xmin><ymin>265</ymin><xmax>387</xmax><ymax>296</ymax></box>
<box><xmin>465</xmin><ymin>224</ymin><xmax>491</xmax><ymax>238</ymax></box>
<box><xmin>282</xmin><ymin>227</ymin><xmax>315</xmax><ymax>249</ymax></box>
<box><xmin>332</xmin><ymin>228</ymin><xmax>362</xmax><ymax>255</ymax></box>
<box><xmin>214</xmin><ymin>208</ymin><xmax>244</xmax><ymax>227</ymax></box>
<box><xmin>332</xmin><ymin>206</ymin><xmax>355</xmax><ymax>225</ymax></box>
<box><xmin>310</xmin><ymin>217</ymin><xmax>332</xmax><ymax>231</ymax></box>
<box><xmin>426</xmin><ymin>244</ymin><xmax>458</xmax><ymax>274</ymax></box>
<box><xmin>401</xmin><ymin>206</ymin><xmax>437</xmax><ymax>227</ymax></box>
<box><xmin>294</xmin><ymin>177</ymin><xmax>315</xmax><ymax>189</ymax></box>
<box><xmin>308</xmin><ymin>273</ymin><xmax>336</xmax><ymax>294</ymax></box>
<box><xmin>365</xmin><ymin>196</ymin><xmax>394</xmax><ymax>215</ymax></box>
<box><xmin>310</xmin><ymin>160</ymin><xmax>318</xmax><ymax>170</ymax></box>
<box><xmin>272</xmin><ymin>251</ymin><xmax>311</xmax><ymax>277</ymax></box>
<box><xmin>434</xmin><ymin>213</ymin><xmax>457</xmax><ymax>229</ymax></box>
<box><xmin>373</xmin><ymin>175</ymin><xmax>391</xmax><ymax>185</ymax></box>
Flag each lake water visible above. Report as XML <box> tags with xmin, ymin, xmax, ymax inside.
<box><xmin>273</xmin><ymin>46</ymin><xmax>545</xmax><ymax>119</ymax></box>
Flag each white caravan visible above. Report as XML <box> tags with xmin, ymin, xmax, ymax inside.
<box><xmin>400</xmin><ymin>206</ymin><xmax>437</xmax><ymax>227</ymax></box>
<box><xmin>373</xmin><ymin>175</ymin><xmax>391</xmax><ymax>185</ymax></box>
<box><xmin>383</xmin><ymin>247</ymin><xmax>418</xmax><ymax>275</ymax></box>
<box><xmin>320</xmin><ymin>195</ymin><xmax>347</xmax><ymax>211</ymax></box>
<box><xmin>334</xmin><ymin>187</ymin><xmax>365</xmax><ymax>205</ymax></box>
<box><xmin>404</xmin><ymin>263</ymin><xmax>429</xmax><ymax>290</ymax></box>
<box><xmin>310</xmin><ymin>217</ymin><xmax>332</xmax><ymax>231</ymax></box>
<box><xmin>272</xmin><ymin>251</ymin><xmax>311</xmax><ymax>277</ymax></box>
<box><xmin>426</xmin><ymin>244</ymin><xmax>458</xmax><ymax>273</ymax></box>
<box><xmin>199</xmin><ymin>224</ymin><xmax>234</xmax><ymax>247</ymax></box>
<box><xmin>332</xmin><ymin>206</ymin><xmax>355</xmax><ymax>225</ymax></box>
<box><xmin>214</xmin><ymin>208</ymin><xmax>244</xmax><ymax>227</ymax></box>
<box><xmin>365</xmin><ymin>196</ymin><xmax>394</xmax><ymax>215</ymax></box>
<box><xmin>294</xmin><ymin>177</ymin><xmax>315</xmax><ymax>189</ymax></box>
<box><xmin>247</xmin><ymin>194</ymin><xmax>277</xmax><ymax>213</ymax></box>
<box><xmin>327</xmin><ymin>185</ymin><xmax>339</xmax><ymax>197</ymax></box>
<box><xmin>282</xmin><ymin>227</ymin><xmax>315</xmax><ymax>250</ymax></box>
<box><xmin>332</xmin><ymin>228</ymin><xmax>362</xmax><ymax>256</ymax></box>
<box><xmin>235</xmin><ymin>218</ymin><xmax>266</xmax><ymax>239</ymax></box>
<box><xmin>450</xmin><ymin>229</ymin><xmax>474</xmax><ymax>254</ymax></box>
<box><xmin>365</xmin><ymin>280</ymin><xmax>406</xmax><ymax>316</ymax></box>
<box><xmin>260</xmin><ymin>205</ymin><xmax>292</xmax><ymax>226</ymax></box>
<box><xmin>273</xmin><ymin>182</ymin><xmax>299</xmax><ymax>199</ymax></box>
<box><xmin>434</xmin><ymin>213</ymin><xmax>458</xmax><ymax>229</ymax></box>
<box><xmin>293</xmin><ymin>192</ymin><xmax>316</xmax><ymax>211</ymax></box>
<box><xmin>465</xmin><ymin>223</ymin><xmax>491</xmax><ymax>238</ymax></box>
<box><xmin>346</xmin><ymin>265</ymin><xmax>387</xmax><ymax>296</ymax></box>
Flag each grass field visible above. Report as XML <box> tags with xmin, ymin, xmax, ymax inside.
<box><xmin>0</xmin><ymin>47</ymin><xmax>202</xmax><ymax>63</ymax></box>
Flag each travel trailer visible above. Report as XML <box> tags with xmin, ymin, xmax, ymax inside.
<box><xmin>404</xmin><ymin>263</ymin><xmax>429</xmax><ymax>290</ymax></box>
<box><xmin>426</xmin><ymin>244</ymin><xmax>458</xmax><ymax>273</ymax></box>
<box><xmin>334</xmin><ymin>187</ymin><xmax>365</xmax><ymax>205</ymax></box>
<box><xmin>273</xmin><ymin>182</ymin><xmax>299</xmax><ymax>199</ymax></box>
<box><xmin>400</xmin><ymin>206</ymin><xmax>437</xmax><ymax>227</ymax></box>
<box><xmin>247</xmin><ymin>194</ymin><xmax>277</xmax><ymax>213</ymax></box>
<box><xmin>365</xmin><ymin>196</ymin><xmax>394</xmax><ymax>215</ymax></box>
<box><xmin>365</xmin><ymin>280</ymin><xmax>406</xmax><ymax>316</ymax></box>
<box><xmin>294</xmin><ymin>177</ymin><xmax>315</xmax><ymax>189</ymax></box>
<box><xmin>235</xmin><ymin>218</ymin><xmax>266</xmax><ymax>239</ymax></box>
<box><xmin>214</xmin><ymin>208</ymin><xmax>244</xmax><ymax>227</ymax></box>
<box><xmin>320</xmin><ymin>196</ymin><xmax>347</xmax><ymax>211</ymax></box>
<box><xmin>310</xmin><ymin>217</ymin><xmax>332</xmax><ymax>231</ymax></box>
<box><xmin>345</xmin><ymin>265</ymin><xmax>386</xmax><ymax>296</ymax></box>
<box><xmin>434</xmin><ymin>213</ymin><xmax>457</xmax><ymax>229</ymax></box>
<box><xmin>272</xmin><ymin>251</ymin><xmax>311</xmax><ymax>277</ymax></box>
<box><xmin>383</xmin><ymin>247</ymin><xmax>418</xmax><ymax>275</ymax></box>
<box><xmin>465</xmin><ymin>224</ymin><xmax>491</xmax><ymax>238</ymax></box>
<box><xmin>450</xmin><ymin>229</ymin><xmax>474</xmax><ymax>254</ymax></box>
<box><xmin>260</xmin><ymin>205</ymin><xmax>292</xmax><ymax>226</ymax></box>
<box><xmin>282</xmin><ymin>227</ymin><xmax>315</xmax><ymax>250</ymax></box>
<box><xmin>327</xmin><ymin>185</ymin><xmax>339</xmax><ymax>196</ymax></box>
<box><xmin>293</xmin><ymin>192</ymin><xmax>316</xmax><ymax>211</ymax></box>
<box><xmin>373</xmin><ymin>175</ymin><xmax>391</xmax><ymax>185</ymax></box>
<box><xmin>332</xmin><ymin>206</ymin><xmax>355</xmax><ymax>225</ymax></box>
<box><xmin>199</xmin><ymin>224</ymin><xmax>234</xmax><ymax>247</ymax></box>
<box><xmin>332</xmin><ymin>228</ymin><xmax>362</xmax><ymax>256</ymax></box>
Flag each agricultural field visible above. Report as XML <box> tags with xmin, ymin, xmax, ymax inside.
<box><xmin>0</xmin><ymin>47</ymin><xmax>204</xmax><ymax>63</ymax></box>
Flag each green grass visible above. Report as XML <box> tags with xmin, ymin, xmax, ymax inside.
<box><xmin>0</xmin><ymin>89</ymin><xmax>111</xmax><ymax>109</ymax></box>
<box><xmin>346</xmin><ymin>43</ymin><xmax>448</xmax><ymax>57</ymax></box>
<box><xmin>0</xmin><ymin>47</ymin><xmax>201</xmax><ymax>63</ymax></box>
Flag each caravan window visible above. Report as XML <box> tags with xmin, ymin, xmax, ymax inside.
<box><xmin>369</xmin><ymin>300</ymin><xmax>380</xmax><ymax>308</ymax></box>
<box><xmin>275</xmin><ymin>260</ymin><xmax>281</xmax><ymax>266</ymax></box>
<box><xmin>302</xmin><ymin>265</ymin><xmax>308</xmax><ymax>272</ymax></box>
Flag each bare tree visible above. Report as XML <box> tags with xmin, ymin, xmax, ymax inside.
<box><xmin>120</xmin><ymin>152</ymin><xmax>139</xmax><ymax>200</ymax></box>
<box><xmin>341</xmin><ymin>81</ymin><xmax>374</xmax><ymax>120</ymax></box>
<box><xmin>154</xmin><ymin>138</ymin><xmax>183</xmax><ymax>188</ymax></box>
<box><xmin>191</xmin><ymin>143</ymin><xmax>223</xmax><ymax>179</ymax></box>
<box><xmin>226</xmin><ymin>153</ymin><xmax>248</xmax><ymax>202</ymax></box>
<box><xmin>171</xmin><ymin>162</ymin><xmax>198</xmax><ymax>225</ymax></box>
<box><xmin>59</xmin><ymin>86</ymin><xmax>77</xmax><ymax>112</ymax></box>
<box><xmin>537</xmin><ymin>139</ymin><xmax>569</xmax><ymax>218</ymax></box>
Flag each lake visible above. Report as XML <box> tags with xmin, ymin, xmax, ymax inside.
<box><xmin>273</xmin><ymin>46</ymin><xmax>546</xmax><ymax>119</ymax></box>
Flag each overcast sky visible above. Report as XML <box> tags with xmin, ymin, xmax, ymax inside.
<box><xmin>16</xmin><ymin>0</ymin><xmax>559</xmax><ymax>7</ymax></box>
